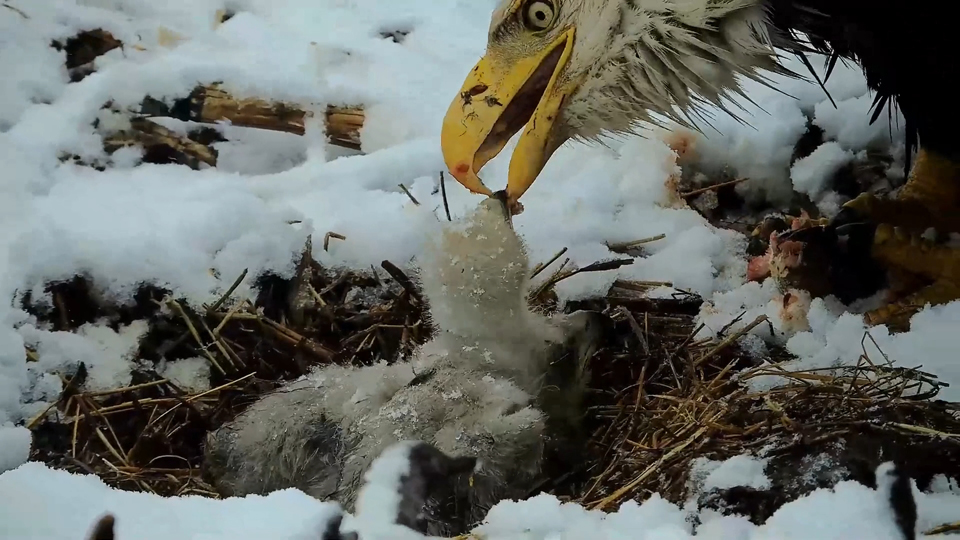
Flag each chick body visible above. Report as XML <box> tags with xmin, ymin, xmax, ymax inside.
<box><xmin>203</xmin><ymin>197</ymin><xmax>605</xmax><ymax>535</ymax></box>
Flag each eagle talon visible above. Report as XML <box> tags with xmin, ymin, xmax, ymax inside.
<box><xmin>865</xmin><ymin>280</ymin><xmax>960</xmax><ymax>330</ymax></box>
<box><xmin>872</xmin><ymin>224</ymin><xmax>960</xmax><ymax>284</ymax></box>
<box><xmin>833</xmin><ymin>222</ymin><xmax>877</xmax><ymax>256</ymax></box>
<box><xmin>827</xmin><ymin>205</ymin><xmax>868</xmax><ymax>232</ymax></box>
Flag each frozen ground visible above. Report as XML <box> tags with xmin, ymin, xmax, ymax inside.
<box><xmin>2</xmin><ymin>0</ymin><xmax>960</xmax><ymax>537</ymax></box>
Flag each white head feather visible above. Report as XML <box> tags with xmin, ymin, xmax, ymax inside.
<box><xmin>487</xmin><ymin>0</ymin><xmax>785</xmax><ymax>140</ymax></box>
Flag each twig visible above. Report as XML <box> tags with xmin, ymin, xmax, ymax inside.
<box><xmin>380</xmin><ymin>260</ymin><xmax>422</xmax><ymax>305</ymax></box>
<box><xmin>213</xmin><ymin>297</ymin><xmax>248</xmax><ymax>335</ymax></box>
<box><xmin>530</xmin><ymin>247</ymin><xmax>568</xmax><ymax>279</ymax></box>
<box><xmin>680</xmin><ymin>177</ymin><xmax>749</xmax><ymax>198</ymax></box>
<box><xmin>887</xmin><ymin>423</ymin><xmax>960</xmax><ymax>439</ymax></box>
<box><xmin>83</xmin><ymin>379</ymin><xmax>170</xmax><ymax>398</ymax></box>
<box><xmin>166</xmin><ymin>299</ymin><xmax>226</xmax><ymax>375</ymax></box>
<box><xmin>439</xmin><ymin>171</ymin><xmax>452</xmax><ymax>222</ymax></box>
<box><xmin>94</xmin><ymin>427</ymin><xmax>130</xmax><ymax>467</ymax></box>
<box><xmin>145</xmin><ymin>373</ymin><xmax>255</xmax><ymax>429</ymax></box>
<box><xmin>611</xmin><ymin>279</ymin><xmax>673</xmax><ymax>291</ymax></box>
<box><xmin>398</xmin><ymin>184</ymin><xmax>420</xmax><ymax>205</ymax></box>
<box><xmin>925</xmin><ymin>521</ymin><xmax>960</xmax><ymax>535</ymax></box>
<box><xmin>187</xmin><ymin>373</ymin><xmax>256</xmax><ymax>403</ymax></box>
<box><xmin>241</xmin><ymin>312</ymin><xmax>336</xmax><ymax>362</ymax></box>
<box><xmin>27</xmin><ymin>367</ymin><xmax>85</xmax><ymax>429</ymax></box>
<box><xmin>200</xmin><ymin>316</ymin><xmax>242</xmax><ymax>369</ymax></box>
<box><xmin>537</xmin><ymin>258</ymin><xmax>635</xmax><ymax>295</ymax></box>
<box><xmin>323</xmin><ymin>232</ymin><xmax>346</xmax><ymax>252</ymax></box>
<box><xmin>207</xmin><ymin>268</ymin><xmax>247</xmax><ymax>313</ymax></box>
<box><xmin>694</xmin><ymin>315</ymin><xmax>767</xmax><ymax>368</ymax></box>
<box><xmin>70</xmin><ymin>400</ymin><xmax>80</xmax><ymax>458</ymax></box>
<box><xmin>589</xmin><ymin>424</ymin><xmax>712</xmax><ymax>510</ymax></box>
<box><xmin>2</xmin><ymin>3</ymin><xmax>28</xmax><ymax>18</ymax></box>
<box><xmin>618</xmin><ymin>306</ymin><xmax>650</xmax><ymax>356</ymax></box>
<box><xmin>606</xmin><ymin>234</ymin><xmax>666</xmax><ymax>254</ymax></box>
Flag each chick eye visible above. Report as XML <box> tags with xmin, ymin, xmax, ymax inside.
<box><xmin>522</xmin><ymin>0</ymin><xmax>556</xmax><ymax>31</ymax></box>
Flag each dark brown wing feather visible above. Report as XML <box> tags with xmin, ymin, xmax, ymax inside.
<box><xmin>763</xmin><ymin>0</ymin><xmax>959</xmax><ymax>173</ymax></box>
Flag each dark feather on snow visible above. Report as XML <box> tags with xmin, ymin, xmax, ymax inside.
<box><xmin>765</xmin><ymin>0</ymin><xmax>958</xmax><ymax>176</ymax></box>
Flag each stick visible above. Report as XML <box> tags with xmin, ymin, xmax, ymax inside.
<box><xmin>589</xmin><ymin>424</ymin><xmax>711</xmax><ymax>510</ymax></box>
<box><xmin>324</xmin><ymin>232</ymin><xmax>346</xmax><ymax>252</ymax></box>
<box><xmin>530</xmin><ymin>247</ymin><xmax>568</xmax><ymax>279</ymax></box>
<box><xmin>2</xmin><ymin>3</ymin><xmax>29</xmax><ymax>18</ymax></box>
<box><xmin>166</xmin><ymin>299</ymin><xmax>226</xmax><ymax>374</ymax></box>
<box><xmin>618</xmin><ymin>306</ymin><xmax>650</xmax><ymax>356</ymax></box>
<box><xmin>606</xmin><ymin>234</ymin><xmax>666</xmax><ymax>254</ymax></box>
<box><xmin>681</xmin><ymin>177</ymin><xmax>748</xmax><ymax>198</ymax></box>
<box><xmin>399</xmin><ymin>184</ymin><xmax>420</xmax><ymax>205</ymax></box>
<box><xmin>102</xmin><ymin>118</ymin><xmax>218</xmax><ymax>169</ymax></box>
<box><xmin>139</xmin><ymin>84</ymin><xmax>364</xmax><ymax>150</ymax></box>
<box><xmin>380</xmin><ymin>260</ymin><xmax>422</xmax><ymax>305</ymax></box>
<box><xmin>206</xmin><ymin>268</ymin><xmax>247</xmax><ymax>313</ymax></box>
<box><xmin>439</xmin><ymin>171</ymin><xmax>452</xmax><ymax>222</ymax></box>
<box><xmin>694</xmin><ymin>315</ymin><xmax>768</xmax><ymax>368</ymax></box>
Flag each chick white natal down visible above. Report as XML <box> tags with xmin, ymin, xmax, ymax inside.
<box><xmin>202</xmin><ymin>195</ymin><xmax>607</xmax><ymax>536</ymax></box>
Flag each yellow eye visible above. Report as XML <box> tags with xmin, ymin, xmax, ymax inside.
<box><xmin>522</xmin><ymin>0</ymin><xmax>556</xmax><ymax>31</ymax></box>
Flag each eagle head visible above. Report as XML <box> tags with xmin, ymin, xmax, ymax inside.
<box><xmin>440</xmin><ymin>0</ymin><xmax>782</xmax><ymax>203</ymax></box>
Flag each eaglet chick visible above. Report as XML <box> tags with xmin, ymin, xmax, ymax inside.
<box><xmin>202</xmin><ymin>194</ymin><xmax>607</xmax><ymax>535</ymax></box>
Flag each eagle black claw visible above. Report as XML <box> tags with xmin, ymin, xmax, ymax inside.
<box><xmin>834</xmin><ymin>222</ymin><xmax>877</xmax><ymax>257</ymax></box>
<box><xmin>770</xmin><ymin>221</ymin><xmax>885</xmax><ymax>305</ymax></box>
<box><xmin>825</xmin><ymin>205</ymin><xmax>867</xmax><ymax>232</ymax></box>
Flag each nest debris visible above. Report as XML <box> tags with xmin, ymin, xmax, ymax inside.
<box><xmin>25</xmin><ymin>242</ymin><xmax>432</xmax><ymax>497</ymax></box>
<box><xmin>24</xmin><ymin>236</ymin><xmax>960</xmax><ymax>536</ymax></box>
<box><xmin>576</xmin><ymin>316</ymin><xmax>960</xmax><ymax>525</ymax></box>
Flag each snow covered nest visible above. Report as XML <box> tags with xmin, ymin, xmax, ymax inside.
<box><xmin>23</xmin><ymin>253</ymin><xmax>437</xmax><ymax>496</ymax></box>
<box><xmin>6</xmin><ymin>0</ymin><xmax>960</xmax><ymax>538</ymax></box>
<box><xmin>19</xmin><ymin>248</ymin><xmax>960</xmax><ymax>532</ymax></box>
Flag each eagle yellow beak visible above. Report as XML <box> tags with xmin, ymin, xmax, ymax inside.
<box><xmin>440</xmin><ymin>28</ymin><xmax>576</xmax><ymax>204</ymax></box>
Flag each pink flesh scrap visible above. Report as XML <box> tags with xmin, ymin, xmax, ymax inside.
<box><xmin>747</xmin><ymin>230</ymin><xmax>805</xmax><ymax>282</ymax></box>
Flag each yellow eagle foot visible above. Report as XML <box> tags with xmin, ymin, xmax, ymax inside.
<box><xmin>828</xmin><ymin>147</ymin><xmax>960</xmax><ymax>329</ymax></box>
<box><xmin>864</xmin><ymin>279</ymin><xmax>960</xmax><ymax>331</ymax></box>
<box><xmin>836</xmin><ymin>146</ymin><xmax>960</xmax><ymax>234</ymax></box>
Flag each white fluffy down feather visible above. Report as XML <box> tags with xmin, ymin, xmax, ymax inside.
<box><xmin>202</xmin><ymin>196</ymin><xmax>607</xmax><ymax>535</ymax></box>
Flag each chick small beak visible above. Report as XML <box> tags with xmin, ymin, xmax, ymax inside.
<box><xmin>489</xmin><ymin>190</ymin><xmax>515</xmax><ymax>225</ymax></box>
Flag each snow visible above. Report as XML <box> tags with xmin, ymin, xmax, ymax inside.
<box><xmin>344</xmin><ymin>440</ymin><xmax>424</xmax><ymax>538</ymax></box>
<box><xmin>20</xmin><ymin>320</ymin><xmax>148</xmax><ymax>394</ymax></box>
<box><xmin>158</xmin><ymin>356</ymin><xmax>211</xmax><ymax>393</ymax></box>
<box><xmin>791</xmin><ymin>142</ymin><xmax>854</xmax><ymax>203</ymax></box>
<box><xmin>700</xmin><ymin>290</ymin><xmax>960</xmax><ymax>399</ymax></box>
<box><xmin>2</xmin><ymin>458</ymin><xmax>959</xmax><ymax>540</ymax></box>
<box><xmin>0</xmin><ymin>425</ymin><xmax>31</xmax><ymax>474</ymax></box>
<box><xmin>3</xmin><ymin>0</ymin><xmax>960</xmax><ymax>537</ymax></box>
<box><xmin>690</xmin><ymin>455</ymin><xmax>772</xmax><ymax>492</ymax></box>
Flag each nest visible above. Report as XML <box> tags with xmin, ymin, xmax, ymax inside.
<box><xmin>24</xmin><ymin>25</ymin><xmax>960</xmax><ymax>537</ymax></box>
<box><xmin>576</xmin><ymin>312</ymin><xmax>960</xmax><ymax>524</ymax></box>
<box><xmin>25</xmin><ymin>241</ymin><xmax>432</xmax><ymax>497</ymax></box>
<box><xmin>26</xmin><ymin>236</ymin><xmax>960</xmax><ymax>535</ymax></box>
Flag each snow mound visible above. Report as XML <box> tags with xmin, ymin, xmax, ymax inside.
<box><xmin>1</xmin><ymin>458</ymin><xmax>957</xmax><ymax>540</ymax></box>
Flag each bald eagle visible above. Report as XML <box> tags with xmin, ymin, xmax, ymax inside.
<box><xmin>440</xmin><ymin>0</ymin><xmax>960</xmax><ymax>326</ymax></box>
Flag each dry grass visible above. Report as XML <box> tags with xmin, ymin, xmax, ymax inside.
<box><xmin>26</xmin><ymin>238</ymin><xmax>432</xmax><ymax>497</ymax></box>
<box><xmin>577</xmin><ymin>323</ymin><xmax>960</xmax><ymax>511</ymax></box>
<box><xmin>25</xmin><ymin>237</ymin><xmax>960</xmax><ymax>535</ymax></box>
